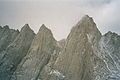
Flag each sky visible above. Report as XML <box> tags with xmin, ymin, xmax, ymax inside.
<box><xmin>0</xmin><ymin>0</ymin><xmax>120</xmax><ymax>40</ymax></box>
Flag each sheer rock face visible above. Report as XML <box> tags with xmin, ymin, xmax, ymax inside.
<box><xmin>13</xmin><ymin>24</ymin><xmax>60</xmax><ymax>80</ymax></box>
<box><xmin>0</xmin><ymin>24</ymin><xmax>35</xmax><ymax>80</ymax></box>
<box><xmin>0</xmin><ymin>25</ymin><xmax>19</xmax><ymax>53</ymax></box>
<box><xmin>37</xmin><ymin>40</ymin><xmax>65</xmax><ymax>80</ymax></box>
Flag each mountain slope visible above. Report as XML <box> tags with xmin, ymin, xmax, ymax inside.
<box><xmin>40</xmin><ymin>15</ymin><xmax>102</xmax><ymax>80</ymax></box>
<box><xmin>0</xmin><ymin>15</ymin><xmax>120</xmax><ymax>80</ymax></box>
<box><xmin>13</xmin><ymin>24</ymin><xmax>60</xmax><ymax>80</ymax></box>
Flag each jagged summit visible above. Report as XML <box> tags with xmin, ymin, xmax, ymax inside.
<box><xmin>21</xmin><ymin>24</ymin><xmax>31</xmax><ymax>31</ymax></box>
<box><xmin>107</xmin><ymin>31</ymin><xmax>112</xmax><ymax>34</ymax></box>
<box><xmin>0</xmin><ymin>25</ymin><xmax>19</xmax><ymax>33</ymax></box>
<box><xmin>37</xmin><ymin>24</ymin><xmax>54</xmax><ymax>38</ymax></box>
<box><xmin>82</xmin><ymin>15</ymin><xmax>91</xmax><ymax>20</ymax></box>
<box><xmin>77</xmin><ymin>15</ymin><xmax>92</xmax><ymax>23</ymax></box>
<box><xmin>105</xmin><ymin>31</ymin><xmax>119</xmax><ymax>37</ymax></box>
<box><xmin>75</xmin><ymin>15</ymin><xmax>95</xmax><ymax>29</ymax></box>
<box><xmin>68</xmin><ymin>15</ymin><xmax>101</xmax><ymax>46</ymax></box>
<box><xmin>3</xmin><ymin>25</ymin><xmax>9</xmax><ymax>29</ymax></box>
<box><xmin>20</xmin><ymin>24</ymin><xmax>35</xmax><ymax>34</ymax></box>
<box><xmin>39</xmin><ymin>24</ymin><xmax>51</xmax><ymax>32</ymax></box>
<box><xmin>41</xmin><ymin>24</ymin><xmax>46</xmax><ymax>28</ymax></box>
<box><xmin>71</xmin><ymin>15</ymin><xmax>97</xmax><ymax>33</ymax></box>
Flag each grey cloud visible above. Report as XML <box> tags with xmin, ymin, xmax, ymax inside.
<box><xmin>0</xmin><ymin>0</ymin><xmax>120</xmax><ymax>40</ymax></box>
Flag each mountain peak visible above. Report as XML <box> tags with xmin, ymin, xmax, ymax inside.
<box><xmin>39</xmin><ymin>24</ymin><xmax>51</xmax><ymax>33</ymax></box>
<box><xmin>41</xmin><ymin>24</ymin><xmax>46</xmax><ymax>28</ymax></box>
<box><xmin>74</xmin><ymin>15</ymin><xmax>94</xmax><ymax>28</ymax></box>
<box><xmin>73</xmin><ymin>15</ymin><xmax>100</xmax><ymax>34</ymax></box>
<box><xmin>36</xmin><ymin>24</ymin><xmax>55</xmax><ymax>43</ymax></box>
<box><xmin>105</xmin><ymin>31</ymin><xmax>112</xmax><ymax>35</ymax></box>
<box><xmin>105</xmin><ymin>31</ymin><xmax>118</xmax><ymax>37</ymax></box>
<box><xmin>80</xmin><ymin>15</ymin><xmax>93</xmax><ymax>23</ymax></box>
<box><xmin>3</xmin><ymin>25</ymin><xmax>9</xmax><ymax>29</ymax></box>
<box><xmin>21</xmin><ymin>24</ymin><xmax>33</xmax><ymax>32</ymax></box>
<box><xmin>21</xmin><ymin>24</ymin><xmax>30</xmax><ymax>29</ymax></box>
<box><xmin>67</xmin><ymin>15</ymin><xmax>101</xmax><ymax>46</ymax></box>
<box><xmin>82</xmin><ymin>15</ymin><xmax>90</xmax><ymax>19</ymax></box>
<box><xmin>39</xmin><ymin>24</ymin><xmax>48</xmax><ymax>31</ymax></box>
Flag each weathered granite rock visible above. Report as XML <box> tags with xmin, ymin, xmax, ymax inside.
<box><xmin>42</xmin><ymin>15</ymin><xmax>102</xmax><ymax>80</ymax></box>
<box><xmin>37</xmin><ymin>41</ymin><xmax>64</xmax><ymax>80</ymax></box>
<box><xmin>42</xmin><ymin>16</ymin><xmax>120</xmax><ymax>80</ymax></box>
<box><xmin>0</xmin><ymin>24</ymin><xmax>35</xmax><ymax>80</ymax></box>
<box><xmin>13</xmin><ymin>24</ymin><xmax>60</xmax><ymax>80</ymax></box>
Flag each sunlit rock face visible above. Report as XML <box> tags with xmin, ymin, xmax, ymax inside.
<box><xmin>0</xmin><ymin>24</ymin><xmax>35</xmax><ymax>80</ymax></box>
<box><xmin>39</xmin><ymin>15</ymin><xmax>120</xmax><ymax>80</ymax></box>
<box><xmin>0</xmin><ymin>15</ymin><xmax>120</xmax><ymax>80</ymax></box>
<box><xmin>40</xmin><ymin>15</ymin><xmax>102</xmax><ymax>80</ymax></box>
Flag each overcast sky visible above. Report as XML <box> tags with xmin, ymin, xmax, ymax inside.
<box><xmin>0</xmin><ymin>0</ymin><xmax>120</xmax><ymax>40</ymax></box>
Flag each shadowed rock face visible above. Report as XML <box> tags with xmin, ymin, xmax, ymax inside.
<box><xmin>97</xmin><ymin>32</ymin><xmax>120</xmax><ymax>80</ymax></box>
<box><xmin>0</xmin><ymin>25</ymin><xmax>19</xmax><ymax>53</ymax></box>
<box><xmin>0</xmin><ymin>24</ymin><xmax>35</xmax><ymax>80</ymax></box>
<box><xmin>0</xmin><ymin>15</ymin><xmax>120</xmax><ymax>80</ymax></box>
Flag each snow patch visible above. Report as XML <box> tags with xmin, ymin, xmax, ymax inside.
<box><xmin>50</xmin><ymin>70</ymin><xmax>65</xmax><ymax>79</ymax></box>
